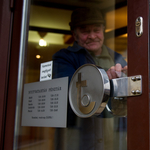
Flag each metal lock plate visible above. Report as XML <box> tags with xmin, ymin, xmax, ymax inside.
<box><xmin>135</xmin><ymin>17</ymin><xmax>143</xmax><ymax>37</ymax></box>
<box><xmin>110</xmin><ymin>75</ymin><xmax>142</xmax><ymax>97</ymax></box>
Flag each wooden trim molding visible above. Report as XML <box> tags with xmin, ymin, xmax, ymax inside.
<box><xmin>0</xmin><ymin>0</ymin><xmax>12</xmax><ymax>149</ymax></box>
<box><xmin>127</xmin><ymin>0</ymin><xmax>149</xmax><ymax>149</ymax></box>
<box><xmin>3</xmin><ymin>0</ymin><xmax>23</xmax><ymax>149</ymax></box>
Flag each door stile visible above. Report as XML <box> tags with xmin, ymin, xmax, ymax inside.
<box><xmin>128</xmin><ymin>0</ymin><xmax>150</xmax><ymax>149</ymax></box>
<box><xmin>0</xmin><ymin>0</ymin><xmax>14</xmax><ymax>149</ymax></box>
<box><xmin>3</xmin><ymin>0</ymin><xmax>23</xmax><ymax>149</ymax></box>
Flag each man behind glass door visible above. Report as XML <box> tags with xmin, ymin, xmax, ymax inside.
<box><xmin>53</xmin><ymin>7</ymin><xmax>127</xmax><ymax>150</ymax></box>
<box><xmin>53</xmin><ymin>7</ymin><xmax>127</xmax><ymax>81</ymax></box>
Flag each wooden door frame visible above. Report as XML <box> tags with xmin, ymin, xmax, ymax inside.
<box><xmin>0</xmin><ymin>0</ymin><xmax>23</xmax><ymax>149</ymax></box>
<box><xmin>128</xmin><ymin>0</ymin><xmax>149</xmax><ymax>149</ymax></box>
<box><xmin>0</xmin><ymin>0</ymin><xmax>14</xmax><ymax>149</ymax></box>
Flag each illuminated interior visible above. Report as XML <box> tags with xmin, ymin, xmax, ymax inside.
<box><xmin>26</xmin><ymin>3</ymin><xmax>127</xmax><ymax>83</ymax></box>
<box><xmin>17</xmin><ymin>1</ymin><xmax>128</xmax><ymax>149</ymax></box>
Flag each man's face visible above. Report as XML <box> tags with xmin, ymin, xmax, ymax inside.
<box><xmin>73</xmin><ymin>24</ymin><xmax>105</xmax><ymax>55</ymax></box>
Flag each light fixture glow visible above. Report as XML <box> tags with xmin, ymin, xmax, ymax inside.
<box><xmin>39</xmin><ymin>38</ymin><xmax>47</xmax><ymax>47</ymax></box>
<box><xmin>36</xmin><ymin>55</ymin><xmax>41</xmax><ymax>59</ymax></box>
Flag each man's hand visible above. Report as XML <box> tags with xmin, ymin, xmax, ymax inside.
<box><xmin>106</xmin><ymin>63</ymin><xmax>127</xmax><ymax>79</ymax></box>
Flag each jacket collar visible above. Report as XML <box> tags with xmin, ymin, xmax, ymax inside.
<box><xmin>67</xmin><ymin>41</ymin><xmax>86</xmax><ymax>52</ymax></box>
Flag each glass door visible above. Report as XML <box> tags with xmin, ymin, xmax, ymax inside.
<box><xmin>6</xmin><ymin>0</ymin><xmax>148</xmax><ymax>150</ymax></box>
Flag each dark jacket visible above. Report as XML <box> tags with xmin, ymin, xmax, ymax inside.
<box><xmin>52</xmin><ymin>42</ymin><xmax>127</xmax><ymax>150</ymax></box>
<box><xmin>52</xmin><ymin>42</ymin><xmax>127</xmax><ymax>82</ymax></box>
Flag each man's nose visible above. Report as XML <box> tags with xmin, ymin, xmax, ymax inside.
<box><xmin>88</xmin><ymin>31</ymin><xmax>96</xmax><ymax>39</ymax></box>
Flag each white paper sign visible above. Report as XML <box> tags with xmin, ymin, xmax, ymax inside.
<box><xmin>21</xmin><ymin>77</ymin><xmax>68</xmax><ymax>128</ymax></box>
<box><xmin>40</xmin><ymin>61</ymin><xmax>53</xmax><ymax>81</ymax></box>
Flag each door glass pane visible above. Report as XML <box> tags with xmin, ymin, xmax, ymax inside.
<box><xmin>13</xmin><ymin>0</ymin><xmax>127</xmax><ymax>150</ymax></box>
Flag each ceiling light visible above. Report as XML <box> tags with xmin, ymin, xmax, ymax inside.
<box><xmin>39</xmin><ymin>38</ymin><xmax>47</xmax><ymax>47</ymax></box>
<box><xmin>36</xmin><ymin>55</ymin><xmax>41</xmax><ymax>59</ymax></box>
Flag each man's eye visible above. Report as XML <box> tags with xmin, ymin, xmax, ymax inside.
<box><xmin>94</xmin><ymin>28</ymin><xmax>101</xmax><ymax>32</ymax></box>
<box><xmin>81</xmin><ymin>30</ymin><xmax>89</xmax><ymax>34</ymax></box>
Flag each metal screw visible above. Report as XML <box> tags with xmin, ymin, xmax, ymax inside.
<box><xmin>135</xmin><ymin>90</ymin><xmax>141</xmax><ymax>95</ymax></box>
<box><xmin>131</xmin><ymin>90</ymin><xmax>136</xmax><ymax>94</ymax></box>
<box><xmin>131</xmin><ymin>77</ymin><xmax>136</xmax><ymax>81</ymax></box>
<box><xmin>131</xmin><ymin>76</ymin><xmax>141</xmax><ymax>81</ymax></box>
<box><xmin>131</xmin><ymin>90</ymin><xmax>141</xmax><ymax>95</ymax></box>
<box><xmin>135</xmin><ymin>76</ymin><xmax>141</xmax><ymax>80</ymax></box>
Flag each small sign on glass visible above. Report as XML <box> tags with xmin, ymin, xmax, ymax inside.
<box><xmin>40</xmin><ymin>61</ymin><xmax>53</xmax><ymax>81</ymax></box>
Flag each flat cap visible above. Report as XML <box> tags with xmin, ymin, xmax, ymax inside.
<box><xmin>69</xmin><ymin>7</ymin><xmax>105</xmax><ymax>30</ymax></box>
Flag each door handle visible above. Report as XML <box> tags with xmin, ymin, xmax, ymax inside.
<box><xmin>69</xmin><ymin>64</ymin><xmax>142</xmax><ymax>118</ymax></box>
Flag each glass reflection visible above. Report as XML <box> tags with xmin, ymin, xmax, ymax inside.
<box><xmin>13</xmin><ymin>0</ymin><xmax>127</xmax><ymax>150</ymax></box>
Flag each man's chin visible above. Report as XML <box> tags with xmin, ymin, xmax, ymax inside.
<box><xmin>86</xmin><ymin>43</ymin><xmax>101</xmax><ymax>49</ymax></box>
<box><xmin>86</xmin><ymin>47</ymin><xmax>100</xmax><ymax>52</ymax></box>
<box><xmin>86</xmin><ymin>46</ymin><xmax>102</xmax><ymax>55</ymax></box>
